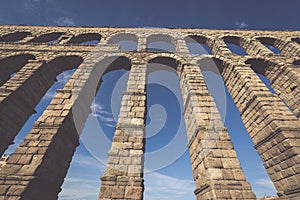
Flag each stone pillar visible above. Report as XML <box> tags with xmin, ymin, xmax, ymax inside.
<box><xmin>273</xmin><ymin>40</ymin><xmax>300</xmax><ymax>58</ymax></box>
<box><xmin>19</xmin><ymin>35</ymin><xmax>35</xmax><ymax>43</ymax></box>
<box><xmin>0</xmin><ymin>60</ymin><xmax>45</xmax><ymax>156</ymax></box>
<box><xmin>0</xmin><ymin>61</ymin><xmax>95</xmax><ymax>199</ymax></box>
<box><xmin>57</xmin><ymin>35</ymin><xmax>73</xmax><ymax>44</ymax></box>
<box><xmin>209</xmin><ymin>38</ymin><xmax>232</xmax><ymax>56</ymax></box>
<box><xmin>137</xmin><ymin>37</ymin><xmax>147</xmax><ymax>51</ymax></box>
<box><xmin>241</xmin><ymin>38</ymin><xmax>274</xmax><ymax>56</ymax></box>
<box><xmin>176</xmin><ymin>39</ymin><xmax>190</xmax><ymax>53</ymax></box>
<box><xmin>179</xmin><ymin>64</ymin><xmax>256</xmax><ymax>199</ymax></box>
<box><xmin>264</xmin><ymin>64</ymin><xmax>300</xmax><ymax>117</ymax></box>
<box><xmin>0</xmin><ymin>91</ymin><xmax>80</xmax><ymax>199</ymax></box>
<box><xmin>222</xmin><ymin>62</ymin><xmax>300</xmax><ymax>199</ymax></box>
<box><xmin>98</xmin><ymin>63</ymin><xmax>147</xmax><ymax>200</ymax></box>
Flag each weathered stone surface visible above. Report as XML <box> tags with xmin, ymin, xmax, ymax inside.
<box><xmin>0</xmin><ymin>25</ymin><xmax>298</xmax><ymax>199</ymax></box>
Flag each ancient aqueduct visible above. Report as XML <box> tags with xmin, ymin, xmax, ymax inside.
<box><xmin>0</xmin><ymin>25</ymin><xmax>299</xmax><ymax>199</ymax></box>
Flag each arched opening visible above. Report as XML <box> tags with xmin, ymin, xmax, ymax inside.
<box><xmin>291</xmin><ymin>38</ymin><xmax>300</xmax><ymax>45</ymax></box>
<box><xmin>30</xmin><ymin>32</ymin><xmax>65</xmax><ymax>43</ymax></box>
<box><xmin>198</xmin><ymin>57</ymin><xmax>277</xmax><ymax>198</ymax></box>
<box><xmin>185</xmin><ymin>35</ymin><xmax>212</xmax><ymax>55</ymax></box>
<box><xmin>223</xmin><ymin>36</ymin><xmax>247</xmax><ymax>56</ymax></box>
<box><xmin>148</xmin><ymin>56</ymin><xmax>178</xmax><ymax>73</ymax></box>
<box><xmin>147</xmin><ymin>34</ymin><xmax>176</xmax><ymax>52</ymax></box>
<box><xmin>245</xmin><ymin>58</ymin><xmax>296</xmax><ymax>115</ymax></box>
<box><xmin>293</xmin><ymin>60</ymin><xmax>300</xmax><ymax>65</ymax></box>
<box><xmin>68</xmin><ymin>33</ymin><xmax>101</xmax><ymax>45</ymax></box>
<box><xmin>257</xmin><ymin>37</ymin><xmax>281</xmax><ymax>54</ymax></box>
<box><xmin>245</xmin><ymin>58</ymin><xmax>268</xmax><ymax>74</ymax></box>
<box><xmin>144</xmin><ymin>56</ymin><xmax>194</xmax><ymax>199</ymax></box>
<box><xmin>59</xmin><ymin>56</ymin><xmax>132</xmax><ymax>199</ymax></box>
<box><xmin>107</xmin><ymin>33</ymin><xmax>138</xmax><ymax>51</ymax></box>
<box><xmin>245</xmin><ymin>58</ymin><xmax>277</xmax><ymax>93</ymax></box>
<box><xmin>4</xmin><ymin>69</ymin><xmax>77</xmax><ymax>155</ymax></box>
<box><xmin>0</xmin><ymin>54</ymin><xmax>36</xmax><ymax>86</ymax></box>
<box><xmin>0</xmin><ymin>31</ymin><xmax>31</xmax><ymax>42</ymax></box>
<box><xmin>0</xmin><ymin>55</ymin><xmax>83</xmax><ymax>156</ymax></box>
<box><xmin>197</xmin><ymin>58</ymin><xmax>226</xmax><ymax>119</ymax></box>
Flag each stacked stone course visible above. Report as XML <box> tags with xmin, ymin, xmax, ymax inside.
<box><xmin>0</xmin><ymin>25</ymin><xmax>299</xmax><ymax>199</ymax></box>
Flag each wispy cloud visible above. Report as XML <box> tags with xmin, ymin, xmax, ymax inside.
<box><xmin>55</xmin><ymin>17</ymin><xmax>75</xmax><ymax>26</ymax></box>
<box><xmin>252</xmin><ymin>178</ymin><xmax>277</xmax><ymax>198</ymax></box>
<box><xmin>59</xmin><ymin>177</ymin><xmax>100</xmax><ymax>200</ymax></box>
<box><xmin>42</xmin><ymin>90</ymin><xmax>56</xmax><ymax>100</ymax></box>
<box><xmin>60</xmin><ymin>149</ymin><xmax>195</xmax><ymax>200</ymax></box>
<box><xmin>90</xmin><ymin>102</ymin><xmax>103</xmax><ymax>112</ymax></box>
<box><xmin>144</xmin><ymin>172</ymin><xmax>195</xmax><ymax>200</ymax></box>
<box><xmin>255</xmin><ymin>178</ymin><xmax>276</xmax><ymax>190</ymax></box>
<box><xmin>235</xmin><ymin>19</ymin><xmax>249</xmax><ymax>29</ymax></box>
<box><xmin>90</xmin><ymin>102</ymin><xmax>115</xmax><ymax>127</ymax></box>
<box><xmin>59</xmin><ymin>153</ymin><xmax>104</xmax><ymax>200</ymax></box>
<box><xmin>60</xmin><ymin>169</ymin><xmax>195</xmax><ymax>200</ymax></box>
<box><xmin>57</xmin><ymin>70</ymin><xmax>74</xmax><ymax>83</ymax></box>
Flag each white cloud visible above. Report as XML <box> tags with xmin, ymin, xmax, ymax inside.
<box><xmin>59</xmin><ymin>153</ymin><xmax>104</xmax><ymax>200</ymax></box>
<box><xmin>144</xmin><ymin>172</ymin><xmax>195</xmax><ymax>200</ymax></box>
<box><xmin>90</xmin><ymin>102</ymin><xmax>116</xmax><ymax>126</ymax></box>
<box><xmin>55</xmin><ymin>17</ymin><xmax>75</xmax><ymax>26</ymax></box>
<box><xmin>42</xmin><ymin>90</ymin><xmax>56</xmax><ymax>99</ymax></box>
<box><xmin>59</xmin><ymin>177</ymin><xmax>100</xmax><ymax>200</ymax></box>
<box><xmin>60</xmin><ymin>170</ymin><xmax>195</xmax><ymax>200</ymax></box>
<box><xmin>41</xmin><ymin>70</ymin><xmax>75</xmax><ymax>100</ymax></box>
<box><xmin>57</xmin><ymin>70</ymin><xmax>74</xmax><ymax>83</ymax></box>
<box><xmin>235</xmin><ymin>20</ymin><xmax>249</xmax><ymax>29</ymax></box>
<box><xmin>59</xmin><ymin>149</ymin><xmax>195</xmax><ymax>200</ymax></box>
<box><xmin>255</xmin><ymin>178</ymin><xmax>276</xmax><ymax>190</ymax></box>
<box><xmin>91</xmin><ymin>102</ymin><xmax>103</xmax><ymax>111</ymax></box>
<box><xmin>252</xmin><ymin>178</ymin><xmax>277</xmax><ymax>198</ymax></box>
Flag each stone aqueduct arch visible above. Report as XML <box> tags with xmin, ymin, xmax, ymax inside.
<box><xmin>0</xmin><ymin>25</ymin><xmax>299</xmax><ymax>199</ymax></box>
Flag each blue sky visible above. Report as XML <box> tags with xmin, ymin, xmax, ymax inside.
<box><xmin>1</xmin><ymin>0</ymin><xmax>300</xmax><ymax>30</ymax></box>
<box><xmin>1</xmin><ymin>0</ymin><xmax>299</xmax><ymax>199</ymax></box>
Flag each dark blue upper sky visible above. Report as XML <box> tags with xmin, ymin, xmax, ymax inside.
<box><xmin>1</xmin><ymin>0</ymin><xmax>299</xmax><ymax>30</ymax></box>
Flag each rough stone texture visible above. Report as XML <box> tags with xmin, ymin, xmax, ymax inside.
<box><xmin>179</xmin><ymin>65</ymin><xmax>256</xmax><ymax>199</ymax></box>
<box><xmin>0</xmin><ymin>155</ymin><xmax>8</xmax><ymax>168</ymax></box>
<box><xmin>0</xmin><ymin>25</ymin><xmax>299</xmax><ymax>199</ymax></box>
<box><xmin>98</xmin><ymin>63</ymin><xmax>147</xmax><ymax>200</ymax></box>
<box><xmin>221</xmin><ymin>62</ymin><xmax>300</xmax><ymax>199</ymax></box>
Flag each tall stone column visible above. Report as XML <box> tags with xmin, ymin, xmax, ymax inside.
<box><xmin>179</xmin><ymin>64</ymin><xmax>256</xmax><ymax>199</ymax></box>
<box><xmin>0</xmin><ymin>60</ymin><xmax>96</xmax><ymax>199</ymax></box>
<box><xmin>0</xmin><ymin>60</ymin><xmax>45</xmax><ymax>156</ymax></box>
<box><xmin>264</xmin><ymin>64</ymin><xmax>300</xmax><ymax>117</ymax></box>
<box><xmin>176</xmin><ymin>39</ymin><xmax>190</xmax><ymax>53</ymax></box>
<box><xmin>222</xmin><ymin>62</ymin><xmax>300</xmax><ymax>199</ymax></box>
<box><xmin>98</xmin><ymin>63</ymin><xmax>147</xmax><ymax>200</ymax></box>
<box><xmin>137</xmin><ymin>37</ymin><xmax>147</xmax><ymax>51</ymax></box>
<box><xmin>272</xmin><ymin>40</ymin><xmax>300</xmax><ymax>58</ymax></box>
<box><xmin>209</xmin><ymin>38</ymin><xmax>232</xmax><ymax>56</ymax></box>
<box><xmin>241</xmin><ymin>38</ymin><xmax>274</xmax><ymax>56</ymax></box>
